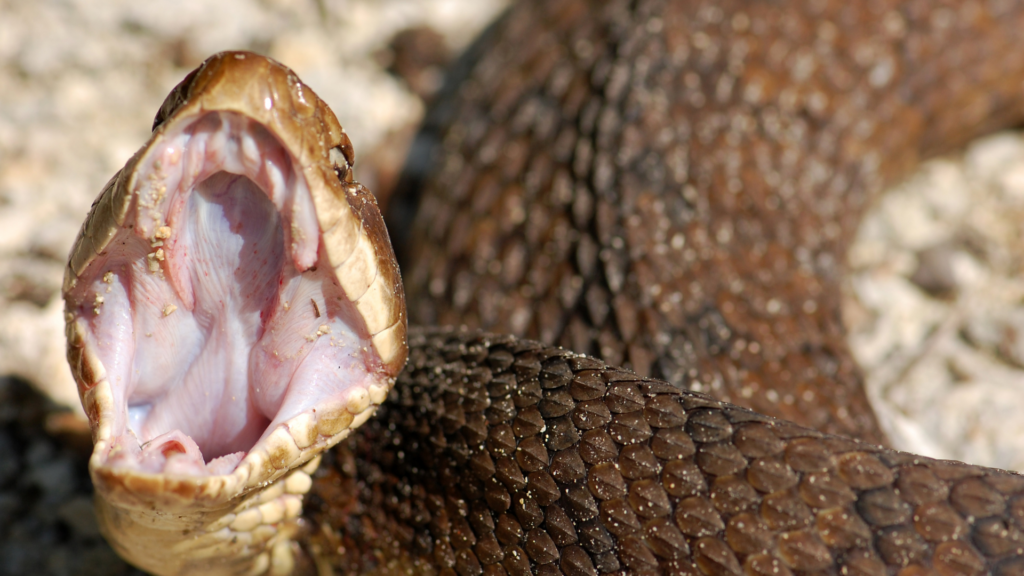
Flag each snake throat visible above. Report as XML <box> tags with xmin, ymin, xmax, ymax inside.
<box><xmin>62</xmin><ymin>52</ymin><xmax>408</xmax><ymax>575</ymax></box>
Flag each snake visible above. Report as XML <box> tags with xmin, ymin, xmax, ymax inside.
<box><xmin>61</xmin><ymin>0</ymin><xmax>1024</xmax><ymax>574</ymax></box>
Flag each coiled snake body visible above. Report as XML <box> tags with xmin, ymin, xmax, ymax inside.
<box><xmin>62</xmin><ymin>0</ymin><xmax>1024</xmax><ymax>574</ymax></box>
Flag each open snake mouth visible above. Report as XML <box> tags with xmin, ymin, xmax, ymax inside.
<box><xmin>62</xmin><ymin>54</ymin><xmax>406</xmax><ymax>497</ymax></box>
<box><xmin>68</xmin><ymin>112</ymin><xmax>373</xmax><ymax>476</ymax></box>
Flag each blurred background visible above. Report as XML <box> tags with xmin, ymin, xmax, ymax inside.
<box><xmin>2</xmin><ymin>0</ymin><xmax>1024</xmax><ymax>574</ymax></box>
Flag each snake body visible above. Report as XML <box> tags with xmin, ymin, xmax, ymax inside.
<box><xmin>62</xmin><ymin>0</ymin><xmax>1024</xmax><ymax>574</ymax></box>
<box><xmin>311</xmin><ymin>328</ymin><xmax>1024</xmax><ymax>575</ymax></box>
<box><xmin>397</xmin><ymin>0</ymin><xmax>1024</xmax><ymax>445</ymax></box>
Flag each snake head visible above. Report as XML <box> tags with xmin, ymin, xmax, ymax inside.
<box><xmin>61</xmin><ymin>51</ymin><xmax>407</xmax><ymax>574</ymax></box>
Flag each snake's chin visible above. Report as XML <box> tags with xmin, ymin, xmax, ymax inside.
<box><xmin>65</xmin><ymin>109</ymin><xmax>387</xmax><ymax>480</ymax></box>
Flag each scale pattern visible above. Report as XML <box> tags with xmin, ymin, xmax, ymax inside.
<box><xmin>394</xmin><ymin>0</ymin><xmax>1024</xmax><ymax>444</ymax></box>
<box><xmin>306</xmin><ymin>327</ymin><xmax>1024</xmax><ymax>575</ymax></box>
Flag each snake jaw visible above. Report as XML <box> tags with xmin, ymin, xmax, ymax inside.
<box><xmin>62</xmin><ymin>52</ymin><xmax>407</xmax><ymax>575</ymax></box>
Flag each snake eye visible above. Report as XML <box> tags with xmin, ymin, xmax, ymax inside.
<box><xmin>330</xmin><ymin>145</ymin><xmax>354</xmax><ymax>183</ymax></box>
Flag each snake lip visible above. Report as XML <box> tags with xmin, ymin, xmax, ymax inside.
<box><xmin>62</xmin><ymin>52</ymin><xmax>408</xmax><ymax>511</ymax></box>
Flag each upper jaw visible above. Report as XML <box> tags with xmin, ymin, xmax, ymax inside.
<box><xmin>62</xmin><ymin>51</ymin><xmax>408</xmax><ymax>509</ymax></box>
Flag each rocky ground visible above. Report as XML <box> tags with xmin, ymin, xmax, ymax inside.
<box><xmin>0</xmin><ymin>378</ymin><xmax>141</xmax><ymax>575</ymax></box>
<box><xmin>848</xmin><ymin>133</ymin><xmax>1024</xmax><ymax>473</ymax></box>
<box><xmin>1</xmin><ymin>0</ymin><xmax>1023</xmax><ymax>573</ymax></box>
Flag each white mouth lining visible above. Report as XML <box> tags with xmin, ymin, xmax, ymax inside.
<box><xmin>74</xmin><ymin>111</ymin><xmax>382</xmax><ymax>478</ymax></box>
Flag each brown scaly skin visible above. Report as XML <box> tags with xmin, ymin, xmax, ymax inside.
<box><xmin>65</xmin><ymin>1</ymin><xmax>1024</xmax><ymax>573</ymax></box>
<box><xmin>394</xmin><ymin>0</ymin><xmax>1024</xmax><ymax>445</ymax></box>
<box><xmin>315</xmin><ymin>0</ymin><xmax>1024</xmax><ymax>572</ymax></box>
<box><xmin>306</xmin><ymin>327</ymin><xmax>1024</xmax><ymax>575</ymax></box>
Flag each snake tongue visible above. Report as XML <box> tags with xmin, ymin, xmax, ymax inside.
<box><xmin>65</xmin><ymin>108</ymin><xmax>386</xmax><ymax>477</ymax></box>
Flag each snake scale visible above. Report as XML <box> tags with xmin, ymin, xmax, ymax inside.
<box><xmin>61</xmin><ymin>0</ymin><xmax>1024</xmax><ymax>574</ymax></box>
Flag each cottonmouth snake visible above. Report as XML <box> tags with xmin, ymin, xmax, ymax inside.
<box><xmin>62</xmin><ymin>0</ymin><xmax>1024</xmax><ymax>574</ymax></box>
